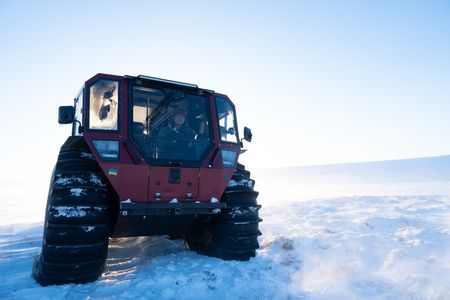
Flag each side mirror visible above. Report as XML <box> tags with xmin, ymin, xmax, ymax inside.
<box><xmin>243</xmin><ymin>127</ymin><xmax>252</xmax><ymax>142</ymax></box>
<box><xmin>58</xmin><ymin>106</ymin><xmax>75</xmax><ymax>124</ymax></box>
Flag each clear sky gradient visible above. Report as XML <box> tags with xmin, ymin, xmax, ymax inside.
<box><xmin>1</xmin><ymin>0</ymin><xmax>449</xmax><ymax>187</ymax></box>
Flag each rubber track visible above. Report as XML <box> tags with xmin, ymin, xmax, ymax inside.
<box><xmin>185</xmin><ymin>167</ymin><xmax>262</xmax><ymax>261</ymax></box>
<box><xmin>33</xmin><ymin>137</ymin><xmax>112</xmax><ymax>286</ymax></box>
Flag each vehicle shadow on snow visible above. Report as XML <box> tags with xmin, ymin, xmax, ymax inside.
<box><xmin>103</xmin><ymin>234</ymin><xmax>294</xmax><ymax>299</ymax></box>
<box><xmin>104</xmin><ymin>236</ymin><xmax>186</xmax><ymax>279</ymax></box>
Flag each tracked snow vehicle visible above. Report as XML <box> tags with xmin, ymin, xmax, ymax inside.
<box><xmin>33</xmin><ymin>74</ymin><xmax>260</xmax><ymax>285</ymax></box>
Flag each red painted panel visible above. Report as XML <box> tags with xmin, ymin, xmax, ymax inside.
<box><xmin>198</xmin><ymin>168</ymin><xmax>230</xmax><ymax>201</ymax></box>
<box><xmin>148</xmin><ymin>166</ymin><xmax>199</xmax><ymax>202</ymax></box>
<box><xmin>117</xmin><ymin>164</ymin><xmax>149</xmax><ymax>201</ymax></box>
<box><xmin>96</xmin><ymin>162</ymin><xmax>149</xmax><ymax>202</ymax></box>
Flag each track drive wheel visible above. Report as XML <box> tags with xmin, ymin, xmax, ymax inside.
<box><xmin>33</xmin><ymin>137</ymin><xmax>112</xmax><ymax>285</ymax></box>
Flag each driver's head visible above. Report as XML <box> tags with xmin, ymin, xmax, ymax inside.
<box><xmin>173</xmin><ymin>109</ymin><xmax>187</xmax><ymax>126</ymax></box>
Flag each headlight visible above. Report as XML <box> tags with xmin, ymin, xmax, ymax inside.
<box><xmin>221</xmin><ymin>149</ymin><xmax>237</xmax><ymax>168</ymax></box>
<box><xmin>92</xmin><ymin>140</ymin><xmax>120</xmax><ymax>160</ymax></box>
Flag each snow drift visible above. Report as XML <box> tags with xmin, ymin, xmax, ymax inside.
<box><xmin>1</xmin><ymin>155</ymin><xmax>450</xmax><ymax>299</ymax></box>
<box><xmin>255</xmin><ymin>155</ymin><xmax>450</xmax><ymax>200</ymax></box>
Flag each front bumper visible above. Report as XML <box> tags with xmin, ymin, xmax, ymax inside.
<box><xmin>111</xmin><ymin>202</ymin><xmax>227</xmax><ymax>238</ymax></box>
<box><xmin>119</xmin><ymin>202</ymin><xmax>226</xmax><ymax>216</ymax></box>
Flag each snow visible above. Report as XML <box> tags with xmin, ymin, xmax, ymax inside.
<box><xmin>89</xmin><ymin>173</ymin><xmax>106</xmax><ymax>187</ymax></box>
<box><xmin>51</xmin><ymin>206</ymin><xmax>103</xmax><ymax>218</ymax></box>
<box><xmin>1</xmin><ymin>155</ymin><xmax>450</xmax><ymax>299</ymax></box>
<box><xmin>170</xmin><ymin>198</ymin><xmax>179</xmax><ymax>204</ymax></box>
<box><xmin>70</xmin><ymin>188</ymin><xmax>86</xmax><ymax>197</ymax></box>
<box><xmin>82</xmin><ymin>226</ymin><xmax>95</xmax><ymax>232</ymax></box>
<box><xmin>52</xmin><ymin>206</ymin><xmax>89</xmax><ymax>218</ymax></box>
<box><xmin>210</xmin><ymin>197</ymin><xmax>219</xmax><ymax>203</ymax></box>
<box><xmin>227</xmin><ymin>180</ymin><xmax>238</xmax><ymax>187</ymax></box>
<box><xmin>228</xmin><ymin>206</ymin><xmax>259</xmax><ymax>218</ymax></box>
<box><xmin>80</xmin><ymin>152</ymin><xmax>95</xmax><ymax>160</ymax></box>
<box><xmin>227</xmin><ymin>178</ymin><xmax>254</xmax><ymax>188</ymax></box>
<box><xmin>254</xmin><ymin>155</ymin><xmax>450</xmax><ymax>200</ymax></box>
<box><xmin>54</xmin><ymin>174</ymin><xmax>104</xmax><ymax>187</ymax></box>
<box><xmin>120</xmin><ymin>199</ymin><xmax>133</xmax><ymax>204</ymax></box>
<box><xmin>55</xmin><ymin>176</ymin><xmax>86</xmax><ymax>186</ymax></box>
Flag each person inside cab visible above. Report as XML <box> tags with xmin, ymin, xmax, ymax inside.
<box><xmin>156</xmin><ymin>108</ymin><xmax>196</xmax><ymax>160</ymax></box>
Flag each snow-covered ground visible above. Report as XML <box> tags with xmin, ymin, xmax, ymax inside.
<box><xmin>1</xmin><ymin>156</ymin><xmax>450</xmax><ymax>299</ymax></box>
<box><xmin>255</xmin><ymin>155</ymin><xmax>450</xmax><ymax>199</ymax></box>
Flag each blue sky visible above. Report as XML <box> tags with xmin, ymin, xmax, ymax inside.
<box><xmin>0</xmin><ymin>0</ymin><xmax>449</xmax><ymax>185</ymax></box>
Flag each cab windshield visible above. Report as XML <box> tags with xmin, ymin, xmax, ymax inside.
<box><xmin>131</xmin><ymin>86</ymin><xmax>211</xmax><ymax>162</ymax></box>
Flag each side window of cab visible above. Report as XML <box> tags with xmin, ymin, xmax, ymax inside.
<box><xmin>215</xmin><ymin>96</ymin><xmax>239</xmax><ymax>144</ymax></box>
<box><xmin>73</xmin><ymin>89</ymin><xmax>84</xmax><ymax>136</ymax></box>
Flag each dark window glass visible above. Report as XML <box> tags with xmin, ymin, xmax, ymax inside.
<box><xmin>132</xmin><ymin>86</ymin><xmax>211</xmax><ymax>162</ymax></box>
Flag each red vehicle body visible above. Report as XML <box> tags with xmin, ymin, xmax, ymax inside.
<box><xmin>84</xmin><ymin>74</ymin><xmax>237</xmax><ymax>202</ymax></box>
<box><xmin>33</xmin><ymin>73</ymin><xmax>260</xmax><ymax>285</ymax></box>
<box><xmin>81</xmin><ymin>74</ymin><xmax>247</xmax><ymax>236</ymax></box>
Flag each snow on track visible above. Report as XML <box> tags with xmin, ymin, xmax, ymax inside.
<box><xmin>1</xmin><ymin>195</ymin><xmax>450</xmax><ymax>299</ymax></box>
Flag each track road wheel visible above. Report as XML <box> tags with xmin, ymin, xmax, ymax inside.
<box><xmin>33</xmin><ymin>137</ymin><xmax>112</xmax><ymax>286</ymax></box>
<box><xmin>186</xmin><ymin>174</ymin><xmax>261</xmax><ymax>260</ymax></box>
